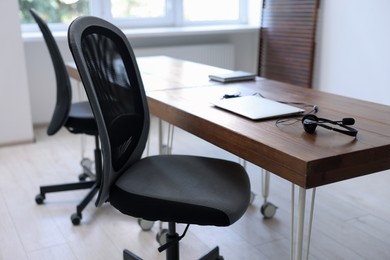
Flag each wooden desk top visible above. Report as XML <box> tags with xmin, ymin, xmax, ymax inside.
<box><xmin>67</xmin><ymin>56</ymin><xmax>390</xmax><ymax>189</ymax></box>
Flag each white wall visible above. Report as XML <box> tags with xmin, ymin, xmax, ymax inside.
<box><xmin>314</xmin><ymin>0</ymin><xmax>390</xmax><ymax>106</ymax></box>
<box><xmin>24</xmin><ymin>30</ymin><xmax>259</xmax><ymax>124</ymax></box>
<box><xmin>0</xmin><ymin>1</ymin><xmax>34</xmax><ymax>146</ymax></box>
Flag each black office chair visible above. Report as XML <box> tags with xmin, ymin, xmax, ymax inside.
<box><xmin>30</xmin><ymin>9</ymin><xmax>100</xmax><ymax>225</ymax></box>
<box><xmin>68</xmin><ymin>16</ymin><xmax>251</xmax><ymax>260</ymax></box>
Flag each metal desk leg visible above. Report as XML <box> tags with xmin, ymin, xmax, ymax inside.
<box><xmin>295</xmin><ymin>187</ymin><xmax>306</xmax><ymax>260</ymax></box>
<box><xmin>306</xmin><ymin>188</ymin><xmax>316</xmax><ymax>260</ymax></box>
<box><xmin>262</xmin><ymin>169</ymin><xmax>270</xmax><ymax>203</ymax></box>
<box><xmin>158</xmin><ymin>119</ymin><xmax>164</xmax><ymax>155</ymax></box>
<box><xmin>290</xmin><ymin>184</ymin><xmax>295</xmax><ymax>260</ymax></box>
<box><xmin>291</xmin><ymin>186</ymin><xmax>317</xmax><ymax>260</ymax></box>
<box><xmin>158</xmin><ymin>119</ymin><xmax>174</xmax><ymax>155</ymax></box>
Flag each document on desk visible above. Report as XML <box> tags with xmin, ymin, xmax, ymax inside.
<box><xmin>212</xmin><ymin>95</ymin><xmax>304</xmax><ymax>120</ymax></box>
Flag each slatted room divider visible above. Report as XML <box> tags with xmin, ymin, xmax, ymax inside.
<box><xmin>258</xmin><ymin>0</ymin><xmax>320</xmax><ymax>88</ymax></box>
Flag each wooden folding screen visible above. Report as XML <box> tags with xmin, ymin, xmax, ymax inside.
<box><xmin>258</xmin><ymin>0</ymin><xmax>320</xmax><ymax>88</ymax></box>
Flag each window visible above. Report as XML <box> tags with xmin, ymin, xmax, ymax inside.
<box><xmin>19</xmin><ymin>0</ymin><xmax>247</xmax><ymax>31</ymax></box>
<box><xmin>110</xmin><ymin>0</ymin><xmax>166</xmax><ymax>19</ymax></box>
<box><xmin>183</xmin><ymin>0</ymin><xmax>242</xmax><ymax>24</ymax></box>
<box><xmin>19</xmin><ymin>0</ymin><xmax>89</xmax><ymax>24</ymax></box>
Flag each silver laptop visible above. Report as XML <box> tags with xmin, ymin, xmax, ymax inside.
<box><xmin>213</xmin><ymin>95</ymin><xmax>304</xmax><ymax>120</ymax></box>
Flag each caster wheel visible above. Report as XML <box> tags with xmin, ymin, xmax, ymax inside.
<box><xmin>138</xmin><ymin>218</ymin><xmax>154</xmax><ymax>231</ymax></box>
<box><xmin>71</xmin><ymin>213</ymin><xmax>82</xmax><ymax>225</ymax></box>
<box><xmin>260</xmin><ymin>202</ymin><xmax>277</xmax><ymax>219</ymax></box>
<box><xmin>35</xmin><ymin>194</ymin><xmax>45</xmax><ymax>204</ymax></box>
<box><xmin>81</xmin><ymin>158</ymin><xmax>93</xmax><ymax>168</ymax></box>
<box><xmin>156</xmin><ymin>228</ymin><xmax>168</xmax><ymax>246</ymax></box>
<box><xmin>78</xmin><ymin>173</ymin><xmax>88</xmax><ymax>181</ymax></box>
<box><xmin>249</xmin><ymin>192</ymin><xmax>256</xmax><ymax>205</ymax></box>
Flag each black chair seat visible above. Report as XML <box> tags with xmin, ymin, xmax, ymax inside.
<box><xmin>110</xmin><ymin>155</ymin><xmax>250</xmax><ymax>227</ymax></box>
<box><xmin>66</xmin><ymin>101</ymin><xmax>97</xmax><ymax>135</ymax></box>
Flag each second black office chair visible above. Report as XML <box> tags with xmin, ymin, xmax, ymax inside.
<box><xmin>68</xmin><ymin>16</ymin><xmax>251</xmax><ymax>260</ymax></box>
<box><xmin>30</xmin><ymin>9</ymin><xmax>100</xmax><ymax>225</ymax></box>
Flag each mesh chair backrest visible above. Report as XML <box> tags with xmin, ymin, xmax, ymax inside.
<box><xmin>29</xmin><ymin>9</ymin><xmax>71</xmax><ymax>136</ymax></box>
<box><xmin>68</xmin><ymin>16</ymin><xmax>150</xmax><ymax>206</ymax></box>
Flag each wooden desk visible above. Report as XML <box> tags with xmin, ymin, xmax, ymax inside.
<box><xmin>67</xmin><ymin>56</ymin><xmax>390</xmax><ymax>259</ymax></box>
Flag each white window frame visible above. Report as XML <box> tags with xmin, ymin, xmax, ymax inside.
<box><xmin>21</xmin><ymin>0</ymin><xmax>249</xmax><ymax>33</ymax></box>
<box><xmin>178</xmin><ymin>0</ymin><xmax>248</xmax><ymax>26</ymax></box>
<box><xmin>103</xmin><ymin>0</ymin><xmax>176</xmax><ymax>28</ymax></box>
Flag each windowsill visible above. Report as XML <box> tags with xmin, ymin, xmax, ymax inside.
<box><xmin>22</xmin><ymin>24</ymin><xmax>260</xmax><ymax>42</ymax></box>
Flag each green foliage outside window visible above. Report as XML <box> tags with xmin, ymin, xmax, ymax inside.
<box><xmin>19</xmin><ymin>0</ymin><xmax>88</xmax><ymax>24</ymax></box>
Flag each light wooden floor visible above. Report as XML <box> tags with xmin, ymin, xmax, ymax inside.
<box><xmin>1</xmin><ymin>116</ymin><xmax>390</xmax><ymax>260</ymax></box>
